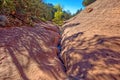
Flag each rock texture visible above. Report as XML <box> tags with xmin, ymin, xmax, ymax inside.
<box><xmin>1</xmin><ymin>0</ymin><xmax>120</xmax><ymax>80</ymax></box>
<box><xmin>61</xmin><ymin>0</ymin><xmax>120</xmax><ymax>80</ymax></box>
<box><xmin>0</xmin><ymin>22</ymin><xmax>67</xmax><ymax>80</ymax></box>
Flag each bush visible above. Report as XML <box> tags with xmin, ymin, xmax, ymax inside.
<box><xmin>82</xmin><ymin>0</ymin><xmax>96</xmax><ymax>6</ymax></box>
<box><xmin>0</xmin><ymin>0</ymin><xmax>72</xmax><ymax>27</ymax></box>
<box><xmin>0</xmin><ymin>0</ymin><xmax>15</xmax><ymax>14</ymax></box>
<box><xmin>52</xmin><ymin>4</ymin><xmax>64</xmax><ymax>26</ymax></box>
<box><xmin>0</xmin><ymin>0</ymin><xmax>47</xmax><ymax>26</ymax></box>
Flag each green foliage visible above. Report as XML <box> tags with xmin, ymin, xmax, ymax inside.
<box><xmin>15</xmin><ymin>0</ymin><xmax>45</xmax><ymax>17</ymax></box>
<box><xmin>0</xmin><ymin>0</ymin><xmax>15</xmax><ymax>14</ymax></box>
<box><xmin>54</xmin><ymin>4</ymin><xmax>62</xmax><ymax>11</ymax></box>
<box><xmin>52</xmin><ymin>4</ymin><xmax>64</xmax><ymax>26</ymax></box>
<box><xmin>52</xmin><ymin>4</ymin><xmax>72</xmax><ymax>26</ymax></box>
<box><xmin>72</xmin><ymin>8</ymin><xmax>82</xmax><ymax>16</ymax></box>
<box><xmin>82</xmin><ymin>0</ymin><xmax>96</xmax><ymax>6</ymax></box>
<box><xmin>75</xmin><ymin>9</ymin><xmax>82</xmax><ymax>15</ymax></box>
<box><xmin>62</xmin><ymin>10</ymin><xmax>72</xmax><ymax>20</ymax></box>
<box><xmin>54</xmin><ymin>11</ymin><xmax>63</xmax><ymax>20</ymax></box>
<box><xmin>0</xmin><ymin>0</ymin><xmax>72</xmax><ymax>26</ymax></box>
<box><xmin>53</xmin><ymin>11</ymin><xmax>63</xmax><ymax>26</ymax></box>
<box><xmin>43</xmin><ymin>3</ymin><xmax>56</xmax><ymax>21</ymax></box>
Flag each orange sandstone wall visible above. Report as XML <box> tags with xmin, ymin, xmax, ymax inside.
<box><xmin>61</xmin><ymin>0</ymin><xmax>120</xmax><ymax>80</ymax></box>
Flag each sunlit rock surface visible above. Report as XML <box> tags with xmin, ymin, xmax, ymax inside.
<box><xmin>0</xmin><ymin>22</ymin><xmax>67</xmax><ymax>80</ymax></box>
<box><xmin>61</xmin><ymin>0</ymin><xmax>120</xmax><ymax>80</ymax></box>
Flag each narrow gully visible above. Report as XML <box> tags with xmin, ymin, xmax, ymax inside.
<box><xmin>57</xmin><ymin>29</ymin><xmax>67</xmax><ymax>72</ymax></box>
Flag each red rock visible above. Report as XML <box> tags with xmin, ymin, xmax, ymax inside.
<box><xmin>0</xmin><ymin>23</ymin><xmax>67</xmax><ymax>80</ymax></box>
<box><xmin>61</xmin><ymin>0</ymin><xmax>120</xmax><ymax>80</ymax></box>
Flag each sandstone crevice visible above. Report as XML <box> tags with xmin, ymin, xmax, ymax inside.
<box><xmin>0</xmin><ymin>22</ymin><xmax>67</xmax><ymax>80</ymax></box>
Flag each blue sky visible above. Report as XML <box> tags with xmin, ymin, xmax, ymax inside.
<box><xmin>44</xmin><ymin>0</ymin><xmax>84</xmax><ymax>14</ymax></box>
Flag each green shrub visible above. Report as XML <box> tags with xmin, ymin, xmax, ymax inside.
<box><xmin>82</xmin><ymin>0</ymin><xmax>96</xmax><ymax>6</ymax></box>
<box><xmin>0</xmin><ymin>0</ymin><xmax>72</xmax><ymax>26</ymax></box>
<box><xmin>52</xmin><ymin>4</ymin><xmax>64</xmax><ymax>26</ymax></box>
<box><xmin>0</xmin><ymin>0</ymin><xmax>15</xmax><ymax>14</ymax></box>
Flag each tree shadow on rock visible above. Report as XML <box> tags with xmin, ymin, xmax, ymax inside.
<box><xmin>0</xmin><ymin>26</ymin><xmax>66</xmax><ymax>80</ymax></box>
<box><xmin>61</xmin><ymin>33</ymin><xmax>120</xmax><ymax>80</ymax></box>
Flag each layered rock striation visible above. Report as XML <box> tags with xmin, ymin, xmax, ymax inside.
<box><xmin>61</xmin><ymin>0</ymin><xmax>120</xmax><ymax>80</ymax></box>
<box><xmin>0</xmin><ymin>22</ymin><xmax>67</xmax><ymax>80</ymax></box>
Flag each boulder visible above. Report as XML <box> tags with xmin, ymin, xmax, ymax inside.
<box><xmin>0</xmin><ymin>15</ymin><xmax>9</xmax><ymax>27</ymax></box>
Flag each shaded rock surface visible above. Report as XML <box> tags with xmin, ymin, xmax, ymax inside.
<box><xmin>0</xmin><ymin>22</ymin><xmax>67</xmax><ymax>80</ymax></box>
<box><xmin>61</xmin><ymin>0</ymin><xmax>120</xmax><ymax>80</ymax></box>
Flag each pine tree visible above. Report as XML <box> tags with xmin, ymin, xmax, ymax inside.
<box><xmin>82</xmin><ymin>0</ymin><xmax>96</xmax><ymax>6</ymax></box>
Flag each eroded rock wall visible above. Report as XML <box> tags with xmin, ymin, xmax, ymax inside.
<box><xmin>0</xmin><ymin>22</ymin><xmax>67</xmax><ymax>80</ymax></box>
<box><xmin>61</xmin><ymin>0</ymin><xmax>120</xmax><ymax>80</ymax></box>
